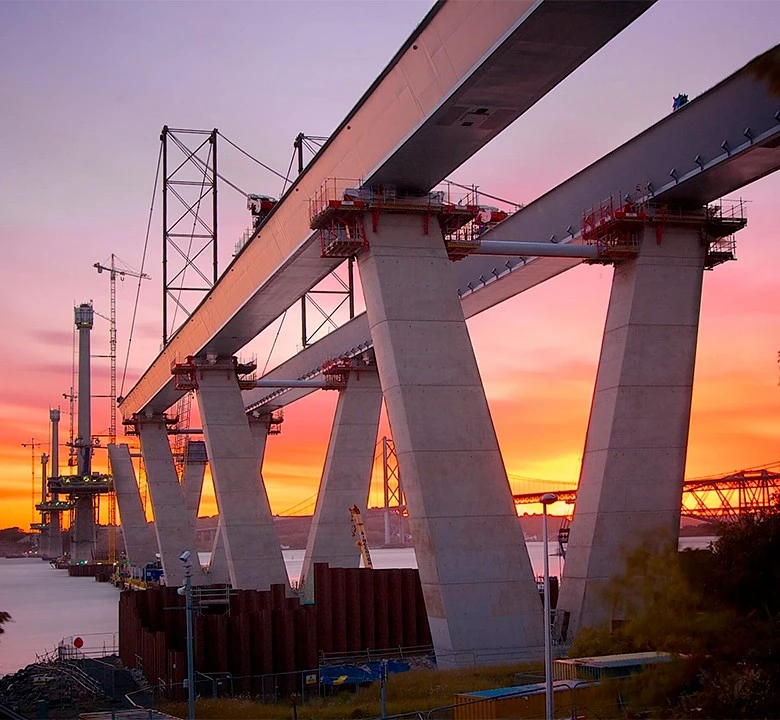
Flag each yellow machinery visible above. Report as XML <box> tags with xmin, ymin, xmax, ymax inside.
<box><xmin>349</xmin><ymin>505</ymin><xmax>373</xmax><ymax>569</ymax></box>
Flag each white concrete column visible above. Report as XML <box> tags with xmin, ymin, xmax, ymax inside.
<box><xmin>39</xmin><ymin>526</ymin><xmax>51</xmax><ymax>562</ymax></box>
<box><xmin>205</xmin><ymin>420</ymin><xmax>270</xmax><ymax>584</ymax></box>
<box><xmin>300</xmin><ymin>366</ymin><xmax>382</xmax><ymax>596</ymax></box>
<box><xmin>108</xmin><ymin>443</ymin><xmax>157</xmax><ymax>566</ymax></box>
<box><xmin>195</xmin><ymin>359</ymin><xmax>289</xmax><ymax>591</ymax></box>
<box><xmin>48</xmin><ymin>409</ymin><xmax>63</xmax><ymax>560</ymax></box>
<box><xmin>357</xmin><ymin>212</ymin><xmax>543</xmax><ymax>666</ymax></box>
<box><xmin>557</xmin><ymin>223</ymin><xmax>708</xmax><ymax>638</ymax></box>
<box><xmin>138</xmin><ymin>417</ymin><xmax>201</xmax><ymax>587</ymax></box>
<box><xmin>48</xmin><ymin>511</ymin><xmax>63</xmax><ymax>559</ymax></box>
<box><xmin>71</xmin><ymin>495</ymin><xmax>96</xmax><ymax>563</ymax></box>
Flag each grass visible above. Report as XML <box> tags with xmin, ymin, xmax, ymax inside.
<box><xmin>160</xmin><ymin>661</ymin><xmax>546</xmax><ymax>719</ymax></box>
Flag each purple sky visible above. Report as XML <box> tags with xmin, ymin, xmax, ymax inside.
<box><xmin>2</xmin><ymin>0</ymin><xmax>779</xmax><ymax>525</ymax></box>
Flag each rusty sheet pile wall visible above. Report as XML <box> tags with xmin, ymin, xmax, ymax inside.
<box><xmin>119</xmin><ymin>564</ymin><xmax>431</xmax><ymax>696</ymax></box>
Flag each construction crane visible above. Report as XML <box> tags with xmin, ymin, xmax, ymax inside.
<box><xmin>93</xmin><ymin>255</ymin><xmax>150</xmax><ymax>562</ymax></box>
<box><xmin>21</xmin><ymin>439</ymin><xmax>42</xmax><ymax>527</ymax></box>
<box><xmin>350</xmin><ymin>505</ymin><xmax>373</xmax><ymax>570</ymax></box>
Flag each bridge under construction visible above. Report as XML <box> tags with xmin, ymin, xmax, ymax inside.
<box><xmin>36</xmin><ymin>0</ymin><xmax>779</xmax><ymax>667</ymax></box>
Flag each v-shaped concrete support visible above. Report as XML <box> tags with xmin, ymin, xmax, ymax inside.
<box><xmin>138</xmin><ymin>418</ymin><xmax>201</xmax><ymax>587</ymax></box>
<box><xmin>358</xmin><ymin>212</ymin><xmax>543</xmax><ymax>666</ymax></box>
<box><xmin>300</xmin><ymin>366</ymin><xmax>382</xmax><ymax>596</ymax></box>
<box><xmin>558</xmin><ymin>222</ymin><xmax>710</xmax><ymax>638</ymax></box>
<box><xmin>108</xmin><ymin>442</ymin><xmax>157</xmax><ymax>566</ymax></box>
<box><xmin>195</xmin><ymin>359</ymin><xmax>289</xmax><ymax>591</ymax></box>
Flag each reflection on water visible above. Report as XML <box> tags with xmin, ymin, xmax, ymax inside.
<box><xmin>2</xmin><ymin>537</ymin><xmax>716</xmax><ymax>676</ymax></box>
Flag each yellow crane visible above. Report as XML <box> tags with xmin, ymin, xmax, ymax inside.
<box><xmin>350</xmin><ymin>505</ymin><xmax>373</xmax><ymax>569</ymax></box>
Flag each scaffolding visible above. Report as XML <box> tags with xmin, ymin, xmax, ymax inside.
<box><xmin>321</xmin><ymin>356</ymin><xmax>352</xmax><ymax>388</ymax></box>
<box><xmin>309</xmin><ymin>179</ymin><xmax>510</xmax><ymax>260</ymax></box>
<box><xmin>582</xmin><ymin>195</ymin><xmax>746</xmax><ymax>266</ymax></box>
<box><xmin>582</xmin><ymin>195</ymin><xmax>646</xmax><ymax>262</ymax></box>
<box><xmin>172</xmin><ymin>392</ymin><xmax>193</xmax><ymax>480</ymax></box>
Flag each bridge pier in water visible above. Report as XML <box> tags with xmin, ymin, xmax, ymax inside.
<box><xmin>108</xmin><ymin>442</ymin><xmax>157</xmax><ymax>567</ymax></box>
<box><xmin>558</xmin><ymin>210</ymin><xmax>746</xmax><ymax>639</ymax></box>
<box><xmin>358</xmin><ymin>211</ymin><xmax>544</xmax><ymax>666</ymax></box>
<box><xmin>71</xmin><ymin>304</ymin><xmax>97</xmax><ymax>564</ymax></box>
<box><xmin>300</xmin><ymin>364</ymin><xmax>382</xmax><ymax>597</ymax></box>
<box><xmin>194</xmin><ymin>357</ymin><xmax>289</xmax><ymax>591</ymax></box>
<box><xmin>46</xmin><ymin>409</ymin><xmax>64</xmax><ymax>560</ymax></box>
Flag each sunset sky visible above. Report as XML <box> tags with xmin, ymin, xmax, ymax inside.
<box><xmin>1</xmin><ymin>0</ymin><xmax>779</xmax><ymax>530</ymax></box>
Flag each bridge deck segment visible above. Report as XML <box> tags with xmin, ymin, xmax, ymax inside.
<box><xmin>242</xmin><ymin>46</ymin><xmax>780</xmax><ymax>412</ymax></box>
<box><xmin>120</xmin><ymin>0</ymin><xmax>654</xmax><ymax>418</ymax></box>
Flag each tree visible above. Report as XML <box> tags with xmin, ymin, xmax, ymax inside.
<box><xmin>0</xmin><ymin>611</ymin><xmax>10</xmax><ymax>636</ymax></box>
<box><xmin>568</xmin><ymin>507</ymin><xmax>780</xmax><ymax>718</ymax></box>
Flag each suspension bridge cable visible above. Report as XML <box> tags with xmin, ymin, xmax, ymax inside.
<box><xmin>261</xmin><ymin>309</ymin><xmax>288</xmax><ymax>376</ymax></box>
<box><xmin>120</xmin><ymin>142</ymin><xmax>162</xmax><ymax>398</ymax></box>
<box><xmin>280</xmin><ymin>148</ymin><xmax>297</xmax><ymax>196</ymax></box>
<box><xmin>443</xmin><ymin>178</ymin><xmax>523</xmax><ymax>209</ymax></box>
<box><xmin>218</xmin><ymin>131</ymin><xmax>291</xmax><ymax>183</ymax></box>
<box><xmin>278</xmin><ymin>492</ymin><xmax>319</xmax><ymax>517</ymax></box>
<box><xmin>168</xmin><ymin>133</ymin><xmax>249</xmax><ymax>198</ymax></box>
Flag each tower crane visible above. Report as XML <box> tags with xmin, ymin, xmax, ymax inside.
<box><xmin>93</xmin><ymin>255</ymin><xmax>150</xmax><ymax>561</ymax></box>
<box><xmin>21</xmin><ymin>439</ymin><xmax>42</xmax><ymax>528</ymax></box>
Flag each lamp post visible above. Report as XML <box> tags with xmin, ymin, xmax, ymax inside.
<box><xmin>179</xmin><ymin>551</ymin><xmax>195</xmax><ymax>720</ymax></box>
<box><xmin>540</xmin><ymin>492</ymin><xmax>558</xmax><ymax>720</ymax></box>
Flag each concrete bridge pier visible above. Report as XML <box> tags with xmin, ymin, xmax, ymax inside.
<box><xmin>204</xmin><ymin>419</ymin><xmax>270</xmax><ymax>584</ymax></box>
<box><xmin>300</xmin><ymin>364</ymin><xmax>383</xmax><ymax>597</ymax></box>
<box><xmin>71</xmin><ymin>494</ymin><xmax>96</xmax><ymax>563</ymax></box>
<box><xmin>179</xmin><ymin>439</ymin><xmax>228</xmax><ymax>584</ymax></box>
<box><xmin>108</xmin><ymin>442</ymin><xmax>157</xmax><ymax>566</ymax></box>
<box><xmin>557</xmin><ymin>215</ymin><xmax>744</xmax><ymax>640</ymax></box>
<box><xmin>47</xmin><ymin>511</ymin><xmax>62</xmax><ymax>560</ymax></box>
<box><xmin>357</xmin><ymin>212</ymin><xmax>544</xmax><ymax>667</ymax></box>
<box><xmin>48</xmin><ymin>409</ymin><xmax>63</xmax><ymax>560</ymax></box>
<box><xmin>137</xmin><ymin>415</ymin><xmax>202</xmax><ymax>587</ymax></box>
<box><xmin>194</xmin><ymin>357</ymin><xmax>289</xmax><ymax>591</ymax></box>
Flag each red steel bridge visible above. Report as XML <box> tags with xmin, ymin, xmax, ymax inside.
<box><xmin>513</xmin><ymin>468</ymin><xmax>780</xmax><ymax>522</ymax></box>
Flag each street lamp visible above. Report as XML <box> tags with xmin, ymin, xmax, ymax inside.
<box><xmin>540</xmin><ymin>492</ymin><xmax>558</xmax><ymax>720</ymax></box>
<box><xmin>179</xmin><ymin>550</ymin><xmax>195</xmax><ymax>720</ymax></box>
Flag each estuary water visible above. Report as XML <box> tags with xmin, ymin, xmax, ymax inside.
<box><xmin>0</xmin><ymin>537</ymin><xmax>715</xmax><ymax>677</ymax></box>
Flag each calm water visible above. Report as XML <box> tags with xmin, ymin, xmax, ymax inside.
<box><xmin>0</xmin><ymin>558</ymin><xmax>119</xmax><ymax>677</ymax></box>
<box><xmin>1</xmin><ymin>537</ymin><xmax>715</xmax><ymax>677</ymax></box>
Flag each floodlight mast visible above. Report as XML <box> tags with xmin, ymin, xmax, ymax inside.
<box><xmin>540</xmin><ymin>492</ymin><xmax>558</xmax><ymax>720</ymax></box>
